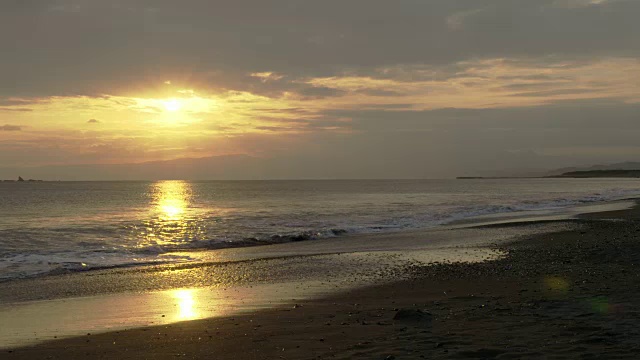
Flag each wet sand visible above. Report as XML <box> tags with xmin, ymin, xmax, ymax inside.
<box><xmin>4</xmin><ymin>202</ymin><xmax>640</xmax><ymax>359</ymax></box>
<box><xmin>2</xmin><ymin>225</ymin><xmax>549</xmax><ymax>348</ymax></box>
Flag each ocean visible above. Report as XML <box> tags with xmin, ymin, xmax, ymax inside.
<box><xmin>1</xmin><ymin>178</ymin><xmax>639</xmax><ymax>281</ymax></box>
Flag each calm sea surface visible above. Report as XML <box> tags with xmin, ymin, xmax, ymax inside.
<box><xmin>1</xmin><ymin>179</ymin><xmax>639</xmax><ymax>280</ymax></box>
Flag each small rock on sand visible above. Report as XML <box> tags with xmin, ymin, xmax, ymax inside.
<box><xmin>393</xmin><ymin>309</ymin><xmax>433</xmax><ymax>324</ymax></box>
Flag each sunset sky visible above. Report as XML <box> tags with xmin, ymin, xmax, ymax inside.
<box><xmin>1</xmin><ymin>0</ymin><xmax>639</xmax><ymax>179</ymax></box>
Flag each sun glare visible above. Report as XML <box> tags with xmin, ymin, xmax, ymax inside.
<box><xmin>154</xmin><ymin>180</ymin><xmax>190</xmax><ymax>221</ymax></box>
<box><xmin>173</xmin><ymin>289</ymin><xmax>198</xmax><ymax>320</ymax></box>
<box><xmin>163</xmin><ymin>99</ymin><xmax>182</xmax><ymax>112</ymax></box>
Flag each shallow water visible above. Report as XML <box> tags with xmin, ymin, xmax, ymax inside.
<box><xmin>1</xmin><ymin>178</ymin><xmax>639</xmax><ymax>280</ymax></box>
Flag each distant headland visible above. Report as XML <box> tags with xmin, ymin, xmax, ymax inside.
<box><xmin>457</xmin><ymin>169</ymin><xmax>640</xmax><ymax>179</ymax></box>
<box><xmin>458</xmin><ymin>161</ymin><xmax>640</xmax><ymax>179</ymax></box>
<box><xmin>1</xmin><ymin>176</ymin><xmax>44</xmax><ymax>182</ymax></box>
<box><xmin>547</xmin><ymin>170</ymin><xmax>640</xmax><ymax>178</ymax></box>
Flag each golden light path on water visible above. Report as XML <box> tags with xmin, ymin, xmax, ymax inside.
<box><xmin>136</xmin><ymin>180</ymin><xmax>200</xmax><ymax>248</ymax></box>
<box><xmin>154</xmin><ymin>180</ymin><xmax>191</xmax><ymax>221</ymax></box>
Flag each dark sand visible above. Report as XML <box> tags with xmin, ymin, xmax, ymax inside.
<box><xmin>5</xmin><ymin>204</ymin><xmax>640</xmax><ymax>359</ymax></box>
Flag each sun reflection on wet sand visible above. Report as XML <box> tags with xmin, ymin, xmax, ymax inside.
<box><xmin>172</xmin><ymin>289</ymin><xmax>199</xmax><ymax>320</ymax></box>
<box><xmin>0</xmin><ymin>282</ymin><xmax>334</xmax><ymax>349</ymax></box>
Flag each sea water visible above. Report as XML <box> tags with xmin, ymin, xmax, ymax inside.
<box><xmin>1</xmin><ymin>178</ymin><xmax>639</xmax><ymax>280</ymax></box>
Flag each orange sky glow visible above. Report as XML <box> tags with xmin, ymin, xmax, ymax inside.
<box><xmin>1</xmin><ymin>0</ymin><xmax>639</xmax><ymax>179</ymax></box>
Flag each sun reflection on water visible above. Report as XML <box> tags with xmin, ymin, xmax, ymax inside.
<box><xmin>154</xmin><ymin>181</ymin><xmax>191</xmax><ymax>221</ymax></box>
<box><xmin>133</xmin><ymin>180</ymin><xmax>201</xmax><ymax>248</ymax></box>
<box><xmin>132</xmin><ymin>180</ymin><xmax>228</xmax><ymax>252</ymax></box>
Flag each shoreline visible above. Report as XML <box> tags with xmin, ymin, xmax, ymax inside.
<box><xmin>4</xmin><ymin>200</ymin><xmax>640</xmax><ymax>358</ymax></box>
<box><xmin>1</xmin><ymin>223</ymin><xmax>550</xmax><ymax>348</ymax></box>
<box><xmin>1</xmin><ymin>197</ymin><xmax>633</xmax><ymax>288</ymax></box>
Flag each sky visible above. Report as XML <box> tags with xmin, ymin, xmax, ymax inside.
<box><xmin>1</xmin><ymin>0</ymin><xmax>639</xmax><ymax>180</ymax></box>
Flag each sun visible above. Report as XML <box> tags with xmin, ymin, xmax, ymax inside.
<box><xmin>163</xmin><ymin>99</ymin><xmax>182</xmax><ymax>112</ymax></box>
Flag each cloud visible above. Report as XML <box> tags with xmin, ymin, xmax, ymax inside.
<box><xmin>313</xmin><ymin>100</ymin><xmax>640</xmax><ymax>160</ymax></box>
<box><xmin>552</xmin><ymin>0</ymin><xmax>618</xmax><ymax>8</ymax></box>
<box><xmin>0</xmin><ymin>97</ymin><xmax>40</xmax><ymax>106</ymax></box>
<box><xmin>0</xmin><ymin>1</ymin><xmax>639</xmax><ymax>178</ymax></box>
<box><xmin>354</xmin><ymin>88</ymin><xmax>405</xmax><ymax>97</ymax></box>
<box><xmin>507</xmin><ymin>88</ymin><xmax>599</xmax><ymax>97</ymax></box>
<box><xmin>2</xmin><ymin>99</ymin><xmax>640</xmax><ymax>178</ymax></box>
<box><xmin>0</xmin><ymin>124</ymin><xmax>22</xmax><ymax>131</ymax></box>
<box><xmin>446</xmin><ymin>9</ymin><xmax>485</xmax><ymax>31</ymax></box>
<box><xmin>0</xmin><ymin>107</ymin><xmax>33</xmax><ymax>112</ymax></box>
<box><xmin>296</xmin><ymin>86</ymin><xmax>346</xmax><ymax>99</ymax></box>
<box><xmin>1</xmin><ymin>0</ymin><xmax>639</xmax><ymax>98</ymax></box>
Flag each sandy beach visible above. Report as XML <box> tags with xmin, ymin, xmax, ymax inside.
<box><xmin>3</xmin><ymin>201</ymin><xmax>640</xmax><ymax>359</ymax></box>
